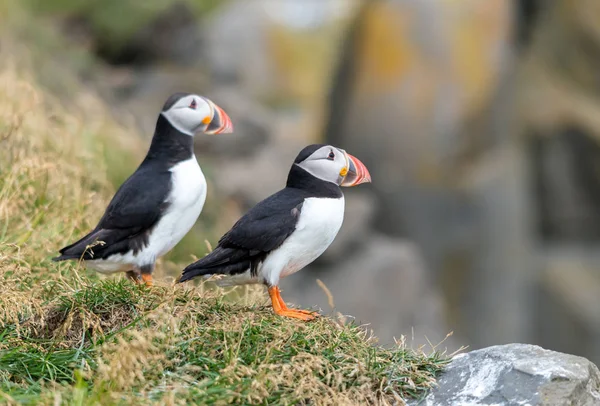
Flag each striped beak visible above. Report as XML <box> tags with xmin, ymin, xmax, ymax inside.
<box><xmin>341</xmin><ymin>152</ymin><xmax>371</xmax><ymax>187</ymax></box>
<box><xmin>204</xmin><ymin>99</ymin><xmax>234</xmax><ymax>134</ymax></box>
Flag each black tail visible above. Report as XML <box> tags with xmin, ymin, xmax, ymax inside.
<box><xmin>178</xmin><ymin>246</ymin><xmax>258</xmax><ymax>283</ymax></box>
<box><xmin>52</xmin><ymin>254</ymin><xmax>80</xmax><ymax>262</ymax></box>
<box><xmin>52</xmin><ymin>227</ymin><xmax>133</xmax><ymax>263</ymax></box>
<box><xmin>178</xmin><ymin>263</ymin><xmax>215</xmax><ymax>283</ymax></box>
<box><xmin>52</xmin><ymin>227</ymin><xmax>106</xmax><ymax>263</ymax></box>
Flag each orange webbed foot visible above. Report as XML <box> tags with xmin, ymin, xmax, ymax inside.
<box><xmin>268</xmin><ymin>286</ymin><xmax>318</xmax><ymax>321</ymax></box>
<box><xmin>274</xmin><ymin>308</ymin><xmax>317</xmax><ymax>321</ymax></box>
<box><xmin>292</xmin><ymin>309</ymin><xmax>320</xmax><ymax>317</ymax></box>
<box><xmin>141</xmin><ymin>273</ymin><xmax>153</xmax><ymax>287</ymax></box>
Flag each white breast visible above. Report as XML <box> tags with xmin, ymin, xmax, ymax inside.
<box><xmin>147</xmin><ymin>157</ymin><xmax>207</xmax><ymax>258</ymax></box>
<box><xmin>261</xmin><ymin>196</ymin><xmax>345</xmax><ymax>286</ymax></box>
<box><xmin>89</xmin><ymin>157</ymin><xmax>206</xmax><ymax>273</ymax></box>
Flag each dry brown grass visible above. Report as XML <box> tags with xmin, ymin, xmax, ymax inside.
<box><xmin>1</xmin><ymin>274</ymin><xmax>447</xmax><ymax>405</ymax></box>
<box><xmin>0</xmin><ymin>13</ymin><xmax>448</xmax><ymax>405</ymax></box>
<box><xmin>0</xmin><ymin>48</ymin><xmax>141</xmax><ymax>327</ymax></box>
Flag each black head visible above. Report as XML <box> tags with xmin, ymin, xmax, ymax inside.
<box><xmin>162</xmin><ymin>92</ymin><xmax>192</xmax><ymax>112</ymax></box>
<box><xmin>293</xmin><ymin>144</ymin><xmax>328</xmax><ymax>164</ymax></box>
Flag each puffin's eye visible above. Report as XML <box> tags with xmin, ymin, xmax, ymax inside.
<box><xmin>189</xmin><ymin>99</ymin><xmax>197</xmax><ymax>110</ymax></box>
<box><xmin>328</xmin><ymin>151</ymin><xmax>335</xmax><ymax>160</ymax></box>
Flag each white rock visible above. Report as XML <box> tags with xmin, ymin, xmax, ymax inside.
<box><xmin>409</xmin><ymin>344</ymin><xmax>600</xmax><ymax>406</ymax></box>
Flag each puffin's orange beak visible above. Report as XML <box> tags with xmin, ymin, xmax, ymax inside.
<box><xmin>341</xmin><ymin>153</ymin><xmax>371</xmax><ymax>187</ymax></box>
<box><xmin>205</xmin><ymin>100</ymin><xmax>234</xmax><ymax>134</ymax></box>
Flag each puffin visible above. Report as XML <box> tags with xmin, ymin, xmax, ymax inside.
<box><xmin>178</xmin><ymin>144</ymin><xmax>371</xmax><ymax>320</ymax></box>
<box><xmin>53</xmin><ymin>93</ymin><xmax>233</xmax><ymax>286</ymax></box>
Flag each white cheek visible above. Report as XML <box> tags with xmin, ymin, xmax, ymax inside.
<box><xmin>299</xmin><ymin>160</ymin><xmax>340</xmax><ymax>183</ymax></box>
<box><xmin>161</xmin><ymin>107</ymin><xmax>209</xmax><ymax>136</ymax></box>
<box><xmin>337</xmin><ymin>155</ymin><xmax>348</xmax><ymax>170</ymax></box>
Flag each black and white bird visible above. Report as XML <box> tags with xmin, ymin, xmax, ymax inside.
<box><xmin>178</xmin><ymin>144</ymin><xmax>371</xmax><ymax>320</ymax></box>
<box><xmin>53</xmin><ymin>93</ymin><xmax>233</xmax><ymax>286</ymax></box>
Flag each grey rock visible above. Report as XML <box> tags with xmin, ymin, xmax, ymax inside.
<box><xmin>409</xmin><ymin>344</ymin><xmax>600</xmax><ymax>406</ymax></box>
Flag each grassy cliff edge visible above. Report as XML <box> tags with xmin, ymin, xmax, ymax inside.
<box><xmin>0</xmin><ymin>42</ymin><xmax>447</xmax><ymax>406</ymax></box>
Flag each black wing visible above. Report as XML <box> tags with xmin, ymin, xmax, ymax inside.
<box><xmin>179</xmin><ymin>188</ymin><xmax>306</xmax><ymax>282</ymax></box>
<box><xmin>53</xmin><ymin>164</ymin><xmax>172</xmax><ymax>261</ymax></box>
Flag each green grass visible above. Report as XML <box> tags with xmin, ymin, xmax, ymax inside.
<box><xmin>0</xmin><ymin>4</ymin><xmax>449</xmax><ymax>404</ymax></box>
<box><xmin>0</xmin><ymin>280</ymin><xmax>449</xmax><ymax>405</ymax></box>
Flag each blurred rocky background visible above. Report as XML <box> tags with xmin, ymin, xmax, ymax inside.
<box><xmin>6</xmin><ymin>0</ymin><xmax>600</xmax><ymax>363</ymax></box>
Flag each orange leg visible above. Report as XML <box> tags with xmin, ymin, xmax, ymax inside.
<box><xmin>141</xmin><ymin>273</ymin><xmax>153</xmax><ymax>287</ymax></box>
<box><xmin>268</xmin><ymin>286</ymin><xmax>318</xmax><ymax>321</ymax></box>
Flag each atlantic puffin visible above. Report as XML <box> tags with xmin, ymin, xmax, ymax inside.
<box><xmin>178</xmin><ymin>144</ymin><xmax>371</xmax><ymax>320</ymax></box>
<box><xmin>53</xmin><ymin>93</ymin><xmax>233</xmax><ymax>286</ymax></box>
